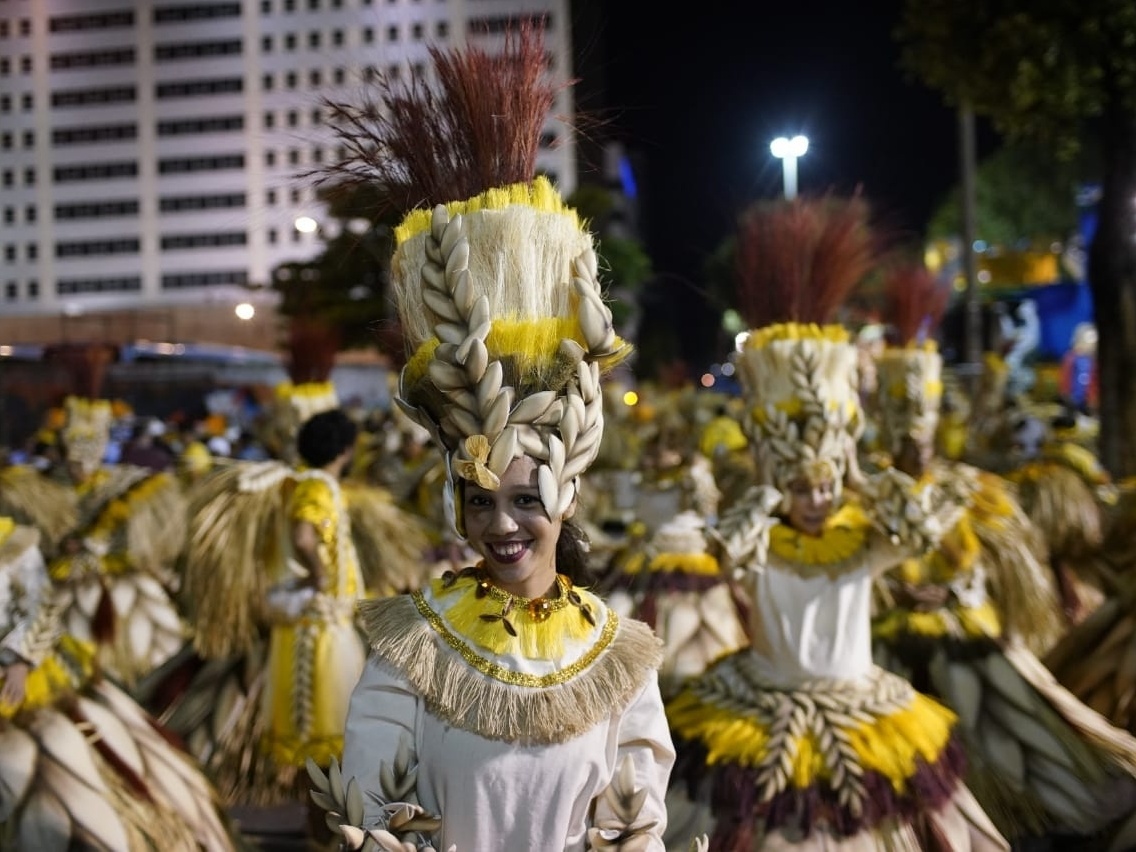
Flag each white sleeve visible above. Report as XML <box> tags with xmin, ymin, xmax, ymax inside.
<box><xmin>341</xmin><ymin>657</ymin><xmax>423</xmax><ymax>827</ymax></box>
<box><xmin>0</xmin><ymin>542</ymin><xmax>59</xmax><ymax>668</ymax></box>
<box><xmin>594</xmin><ymin>673</ymin><xmax>676</xmax><ymax>851</ymax></box>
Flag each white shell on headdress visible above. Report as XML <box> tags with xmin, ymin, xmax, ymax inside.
<box><xmin>393</xmin><ymin>181</ymin><xmax>628</xmax><ymax>527</ymax></box>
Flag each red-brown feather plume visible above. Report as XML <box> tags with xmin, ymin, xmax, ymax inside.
<box><xmin>882</xmin><ymin>262</ymin><xmax>951</xmax><ymax>346</ymax></box>
<box><xmin>734</xmin><ymin>193</ymin><xmax>879</xmax><ymax>329</ymax></box>
<box><xmin>314</xmin><ymin>20</ymin><xmax>568</xmax><ymax>213</ymax></box>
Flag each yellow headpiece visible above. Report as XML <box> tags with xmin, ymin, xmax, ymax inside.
<box><xmin>876</xmin><ymin>342</ymin><xmax>944</xmax><ymax>453</ymax></box>
<box><xmin>322</xmin><ymin>25</ymin><xmax>629</xmax><ymax>535</ymax></box>
<box><xmin>736</xmin><ymin>323</ymin><xmax>862</xmax><ymax>494</ymax></box>
<box><xmin>267</xmin><ymin>380</ymin><xmax>339</xmax><ymax>458</ymax></box>
<box><xmin>60</xmin><ymin>396</ymin><xmax>112</xmax><ymax>473</ymax></box>
<box><xmin>394</xmin><ymin>177</ymin><xmax>630</xmax><ymax>531</ymax></box>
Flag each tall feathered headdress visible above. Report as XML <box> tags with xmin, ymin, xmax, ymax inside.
<box><xmin>732</xmin><ymin>194</ymin><xmax>879</xmax><ymax>500</ymax></box>
<box><xmin>319</xmin><ymin>23</ymin><xmax>628</xmax><ymax>534</ymax></box>
<box><xmin>875</xmin><ymin>262</ymin><xmax>951</xmax><ymax>454</ymax></box>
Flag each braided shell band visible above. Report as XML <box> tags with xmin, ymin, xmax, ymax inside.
<box><xmin>876</xmin><ymin>343</ymin><xmax>943</xmax><ymax>454</ymax></box>
<box><xmin>736</xmin><ymin>323</ymin><xmax>861</xmax><ymax>499</ymax></box>
<box><xmin>393</xmin><ymin>178</ymin><xmax>630</xmax><ymax>528</ymax></box>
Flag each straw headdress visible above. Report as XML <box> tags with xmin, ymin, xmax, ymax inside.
<box><xmin>60</xmin><ymin>396</ymin><xmax>113</xmax><ymax>473</ymax></box>
<box><xmin>732</xmin><ymin>195</ymin><xmax>878</xmax><ymax>502</ymax></box>
<box><xmin>875</xmin><ymin>262</ymin><xmax>951</xmax><ymax>455</ymax></box>
<box><xmin>320</xmin><ymin>24</ymin><xmax>628</xmax><ymax>534</ymax></box>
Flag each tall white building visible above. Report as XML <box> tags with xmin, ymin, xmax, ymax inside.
<box><xmin>0</xmin><ymin>0</ymin><xmax>576</xmax><ymax>338</ymax></box>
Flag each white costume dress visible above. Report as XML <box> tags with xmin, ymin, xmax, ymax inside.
<box><xmin>341</xmin><ymin>566</ymin><xmax>675</xmax><ymax>851</ymax></box>
<box><xmin>666</xmin><ymin>490</ymin><xmax>1008</xmax><ymax>851</ymax></box>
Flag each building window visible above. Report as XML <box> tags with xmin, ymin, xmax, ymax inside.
<box><xmin>262</xmin><ymin>1</ymin><xmax>272</xmax><ymax>12</ymax></box>
<box><xmin>284</xmin><ymin>0</ymin><xmax>296</xmax><ymax>10</ymax></box>
<box><xmin>387</xmin><ymin>25</ymin><xmax>398</xmax><ymax>42</ymax></box>
<box><xmin>267</xmin><ymin>189</ymin><xmax>277</xmax><ymax>205</ymax></box>
<box><xmin>22</xmin><ymin>130</ymin><xmax>33</xmax><ymax>147</ymax></box>
<box><xmin>333</xmin><ymin>67</ymin><xmax>345</xmax><ymax>85</ymax></box>
<box><xmin>26</xmin><ymin>243</ymin><xmax>37</xmax><ymax>261</ymax></box>
<box><xmin>56</xmin><ymin>238</ymin><xmax>141</xmax><ymax>257</ymax></box>
<box><xmin>266</xmin><ymin>151</ymin><xmax>277</xmax><ymax>167</ymax></box>
<box><xmin>19</xmin><ymin>20</ymin><xmax>31</xmax><ymax>37</ymax></box>
<box><xmin>158</xmin><ymin>155</ymin><xmax>245</xmax><ymax>174</ymax></box>
<box><xmin>4</xmin><ymin>246</ymin><xmax>16</xmax><ymax>262</ymax></box>
<box><xmin>263</xmin><ymin>73</ymin><xmax>274</xmax><ymax>90</ymax></box>
<box><xmin>20</xmin><ymin>56</ymin><xmax>32</xmax><ymax>73</ymax></box>
<box><xmin>0</xmin><ymin>134</ymin><xmax>9</xmax><ymax>150</ymax></box>
<box><xmin>436</xmin><ymin>21</ymin><xmax>449</xmax><ymax>38</ymax></box>
<box><xmin>309</xmin><ymin>69</ymin><xmax>322</xmax><ymax>86</ymax></box>
<box><xmin>0</xmin><ymin>58</ymin><xmax>10</xmax><ymax>75</ymax></box>
<box><xmin>27</xmin><ymin>280</ymin><xmax>39</xmax><ymax>299</ymax></box>
<box><xmin>22</xmin><ymin>94</ymin><xmax>33</xmax><ymax>111</ymax></box>
<box><xmin>284</xmin><ymin>33</ymin><xmax>296</xmax><ymax>50</ymax></box>
<box><xmin>268</xmin><ymin>228</ymin><xmax>278</xmax><ymax>244</ymax></box>
<box><xmin>287</xmin><ymin>110</ymin><xmax>299</xmax><ymax>128</ymax></box>
<box><xmin>2</xmin><ymin>208</ymin><xmax>11</xmax><ymax>224</ymax></box>
<box><xmin>23</xmin><ymin>168</ymin><xmax>35</xmax><ymax>186</ymax></box>
<box><xmin>288</xmin><ymin>149</ymin><xmax>300</xmax><ymax>166</ymax></box>
<box><xmin>285</xmin><ymin>71</ymin><xmax>297</xmax><ymax>89</ymax></box>
<box><xmin>265</xmin><ymin>112</ymin><xmax>275</xmax><ymax>128</ymax></box>
<box><xmin>332</xmin><ymin>29</ymin><xmax>343</xmax><ymax>47</ymax></box>
<box><xmin>412</xmin><ymin>22</ymin><xmax>424</xmax><ymax>40</ymax></box>
<box><xmin>25</xmin><ymin>205</ymin><xmax>35</xmax><ymax>223</ymax></box>
<box><xmin>5</xmin><ymin>283</ymin><xmax>16</xmax><ymax>302</ymax></box>
<box><xmin>362</xmin><ymin>27</ymin><xmax>374</xmax><ymax>44</ymax></box>
<box><xmin>262</xmin><ymin>35</ymin><xmax>273</xmax><ymax>52</ymax></box>
<box><xmin>308</xmin><ymin>32</ymin><xmax>321</xmax><ymax>49</ymax></box>
<box><xmin>290</xmin><ymin>188</ymin><xmax>301</xmax><ymax>203</ymax></box>
<box><xmin>310</xmin><ymin>108</ymin><xmax>321</xmax><ymax>125</ymax></box>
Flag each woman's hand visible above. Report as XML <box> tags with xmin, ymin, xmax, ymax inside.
<box><xmin>0</xmin><ymin>661</ymin><xmax>30</xmax><ymax>708</ymax></box>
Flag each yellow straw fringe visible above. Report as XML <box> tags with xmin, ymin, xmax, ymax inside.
<box><xmin>744</xmin><ymin>322</ymin><xmax>850</xmax><ymax>350</ymax></box>
<box><xmin>645</xmin><ymin>552</ymin><xmax>721</xmax><ymax>576</ymax></box>
<box><xmin>667</xmin><ymin>690</ymin><xmax>956</xmax><ymax>793</ymax></box>
<box><xmin>395</xmin><ymin>176</ymin><xmax>581</xmax><ymax>245</ymax></box>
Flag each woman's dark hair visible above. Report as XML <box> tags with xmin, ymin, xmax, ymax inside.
<box><xmin>556</xmin><ymin>520</ymin><xmax>595</xmax><ymax>588</ymax></box>
<box><xmin>296</xmin><ymin>409</ymin><xmax>358</xmax><ymax>468</ymax></box>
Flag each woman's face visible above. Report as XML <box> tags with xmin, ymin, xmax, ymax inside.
<box><xmin>462</xmin><ymin>455</ymin><xmax>564</xmax><ymax>599</ymax></box>
<box><xmin>785</xmin><ymin>477</ymin><xmax>835</xmax><ymax>536</ymax></box>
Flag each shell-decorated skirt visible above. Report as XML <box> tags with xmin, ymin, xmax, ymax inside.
<box><xmin>667</xmin><ymin>652</ymin><xmax>968</xmax><ymax>848</ymax></box>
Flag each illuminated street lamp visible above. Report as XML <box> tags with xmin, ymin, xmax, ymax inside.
<box><xmin>770</xmin><ymin>135</ymin><xmax>809</xmax><ymax>200</ymax></box>
<box><xmin>235</xmin><ymin>302</ymin><xmax>255</xmax><ymax>320</ymax></box>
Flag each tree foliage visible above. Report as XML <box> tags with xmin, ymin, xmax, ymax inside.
<box><xmin>895</xmin><ymin>0</ymin><xmax>1136</xmax><ymax>475</ymax></box>
<box><xmin>271</xmin><ymin>183</ymin><xmax>401</xmax><ymax>360</ymax></box>
<box><xmin>896</xmin><ymin>1</ymin><xmax>1136</xmax><ymax>159</ymax></box>
<box><xmin>927</xmin><ymin>141</ymin><xmax>1084</xmax><ymax>247</ymax></box>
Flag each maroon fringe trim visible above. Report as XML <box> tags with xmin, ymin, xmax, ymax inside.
<box><xmin>676</xmin><ymin>729</ymin><xmax>969</xmax><ymax>851</ymax></box>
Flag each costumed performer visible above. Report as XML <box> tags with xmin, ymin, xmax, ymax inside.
<box><xmin>304</xmin><ymin>25</ymin><xmax>682</xmax><ymax>852</ymax></box>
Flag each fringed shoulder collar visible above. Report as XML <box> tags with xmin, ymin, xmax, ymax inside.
<box><xmin>357</xmin><ymin>578</ymin><xmax>664</xmax><ymax>745</ymax></box>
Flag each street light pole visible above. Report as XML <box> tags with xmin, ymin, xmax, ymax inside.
<box><xmin>770</xmin><ymin>135</ymin><xmax>809</xmax><ymax>200</ymax></box>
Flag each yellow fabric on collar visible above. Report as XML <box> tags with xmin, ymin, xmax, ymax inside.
<box><xmin>768</xmin><ymin>503</ymin><xmax>871</xmax><ymax>566</ymax></box>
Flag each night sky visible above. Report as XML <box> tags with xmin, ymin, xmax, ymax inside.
<box><xmin>573</xmin><ymin>0</ymin><xmax>1001</xmax><ymax>371</ymax></box>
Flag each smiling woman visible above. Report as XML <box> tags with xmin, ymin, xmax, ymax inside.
<box><xmin>304</xmin><ymin>24</ymin><xmax>685</xmax><ymax>852</ymax></box>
